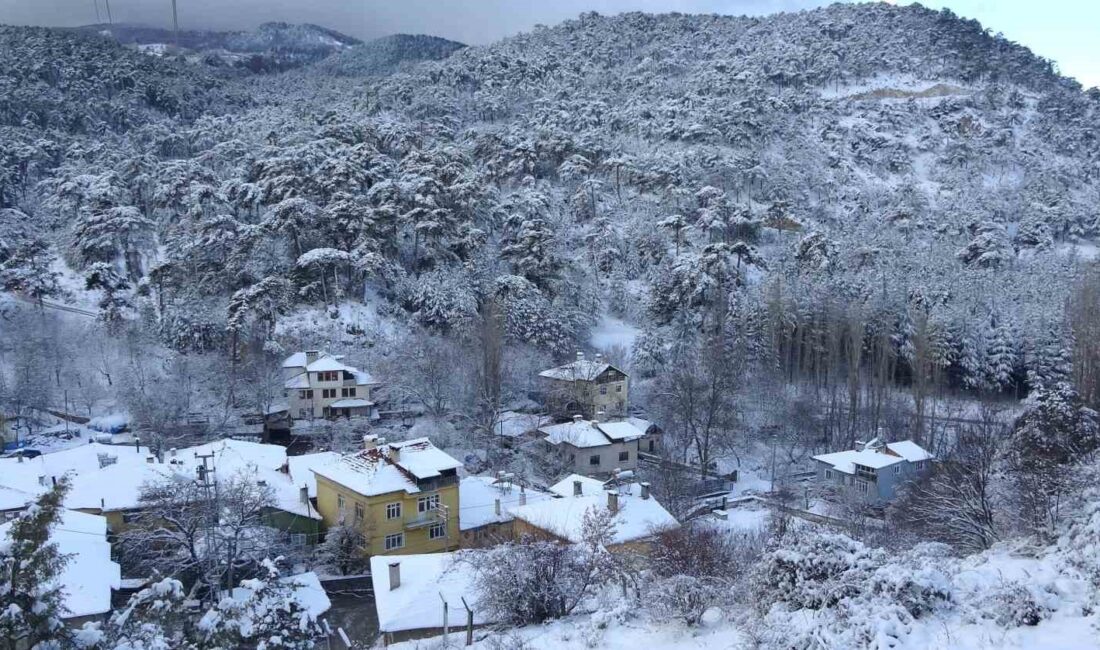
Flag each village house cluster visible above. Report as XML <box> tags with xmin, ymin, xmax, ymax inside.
<box><xmin>0</xmin><ymin>347</ymin><xmax>935</xmax><ymax>645</ymax></box>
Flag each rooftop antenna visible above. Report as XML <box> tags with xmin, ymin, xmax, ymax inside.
<box><xmin>92</xmin><ymin>0</ymin><xmax>101</xmax><ymax>23</ymax></box>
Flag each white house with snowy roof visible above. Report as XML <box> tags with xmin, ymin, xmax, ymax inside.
<box><xmin>539</xmin><ymin>352</ymin><xmax>629</xmax><ymax>419</ymax></box>
<box><xmin>282</xmin><ymin>350</ymin><xmax>381</xmax><ymax>421</ymax></box>
<box><xmin>458</xmin><ymin>475</ymin><xmax>556</xmax><ymax>547</ymax></box>
<box><xmin>539</xmin><ymin>414</ymin><xmax>660</xmax><ymax>477</ymax></box>
<box><xmin>509</xmin><ymin>476</ymin><xmax>678</xmax><ymax>552</ymax></box>
<box><xmin>813</xmin><ymin>438</ymin><xmax>934</xmax><ymax>504</ymax></box>
<box><xmin>370</xmin><ymin>551</ymin><xmax>493</xmax><ymax>645</ymax></box>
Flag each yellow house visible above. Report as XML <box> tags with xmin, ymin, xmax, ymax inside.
<box><xmin>312</xmin><ymin>435</ymin><xmax>462</xmax><ymax>556</ymax></box>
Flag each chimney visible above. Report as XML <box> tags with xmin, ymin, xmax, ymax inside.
<box><xmin>16</xmin><ymin>452</ymin><xmax>23</xmax><ymax>463</ymax></box>
<box><xmin>100</xmin><ymin>498</ymin><xmax>105</xmax><ymax>509</ymax></box>
<box><xmin>38</xmin><ymin>475</ymin><xmax>46</xmax><ymax>486</ymax></box>
<box><xmin>169</xmin><ymin>448</ymin><xmax>177</xmax><ymax>458</ymax></box>
<box><xmin>299</xmin><ymin>486</ymin><xmax>309</xmax><ymax>505</ymax></box>
<box><xmin>146</xmin><ymin>455</ymin><xmax>155</xmax><ymax>464</ymax></box>
<box><xmin>388</xmin><ymin>562</ymin><xmax>401</xmax><ymax>590</ymax></box>
<box><xmin>306</xmin><ymin>350</ymin><xmax>320</xmax><ymax>365</ymax></box>
<box><xmin>573</xmin><ymin>480</ymin><xmax>583</xmax><ymax>496</ymax></box>
<box><xmin>494</xmin><ymin>498</ymin><xmax>501</xmax><ymax>516</ymax></box>
<box><xmin>362</xmin><ymin>434</ymin><xmax>379</xmax><ymax>450</ymax></box>
<box><xmin>594</xmin><ymin>353</ymin><xmax>602</xmax><ymax>363</ymax></box>
<box><xmin>607</xmin><ymin>490</ymin><xmax>619</xmax><ymax>513</ymax></box>
<box><xmin>134</xmin><ymin>438</ymin><xmax>141</xmax><ymax>452</ymax></box>
<box><xmin>640</xmin><ymin>482</ymin><xmax>650</xmax><ymax>500</ymax></box>
<box><xmin>576</xmin><ymin>351</ymin><xmax>584</xmax><ymax>361</ymax></box>
<box><xmin>388</xmin><ymin>445</ymin><xmax>401</xmax><ymax>463</ymax></box>
<box><xmin>573</xmin><ymin>414</ymin><xmax>584</xmax><ymax>423</ymax></box>
<box><xmin>519</xmin><ymin>491</ymin><xmax>527</xmax><ymax>506</ymax></box>
<box><xmin>712</xmin><ymin>509</ymin><xmax>728</xmax><ymax>521</ymax></box>
<box><xmin>595</xmin><ymin>410</ymin><xmax>605</xmax><ymax>423</ymax></box>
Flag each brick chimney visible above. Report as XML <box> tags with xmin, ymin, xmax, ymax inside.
<box><xmin>388</xmin><ymin>562</ymin><xmax>401</xmax><ymax>590</ymax></box>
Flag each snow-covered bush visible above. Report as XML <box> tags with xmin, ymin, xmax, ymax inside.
<box><xmin>984</xmin><ymin>581</ymin><xmax>1053</xmax><ymax>627</ymax></box>
<box><xmin>469</xmin><ymin>540</ymin><xmax>597</xmax><ymax>625</ymax></box>
<box><xmin>646</xmin><ymin>574</ymin><xmax>726</xmax><ymax>626</ymax></box>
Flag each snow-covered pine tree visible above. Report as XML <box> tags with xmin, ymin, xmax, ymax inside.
<box><xmin>0</xmin><ymin>479</ymin><xmax>71</xmax><ymax>650</ymax></box>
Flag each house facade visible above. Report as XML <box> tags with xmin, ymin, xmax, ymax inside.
<box><xmin>540</xmin><ymin>415</ymin><xmax>659</xmax><ymax>477</ymax></box>
<box><xmin>283</xmin><ymin>350</ymin><xmax>381</xmax><ymax>421</ymax></box>
<box><xmin>312</xmin><ymin>436</ymin><xmax>462</xmax><ymax>556</ymax></box>
<box><xmin>813</xmin><ymin>438</ymin><xmax>934</xmax><ymax>504</ymax></box>
<box><xmin>539</xmin><ymin>353</ymin><xmax>629</xmax><ymax>420</ymax></box>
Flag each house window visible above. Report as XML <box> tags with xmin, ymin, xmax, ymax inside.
<box><xmin>428</xmin><ymin>523</ymin><xmax>446</xmax><ymax>540</ymax></box>
<box><xmin>290</xmin><ymin>533</ymin><xmax>307</xmax><ymax>547</ymax></box>
<box><xmin>589</xmin><ymin>454</ymin><xmax>601</xmax><ymax>466</ymax></box>
<box><xmin>616</xmin><ymin>385</ymin><xmax>622</xmax><ymax>393</ymax></box>
<box><xmin>825</xmin><ymin>469</ymin><xmax>833</xmax><ymax>480</ymax></box>
<box><xmin>857</xmin><ymin>480</ymin><xmax>869</xmax><ymax>494</ymax></box>
<box><xmin>317</xmin><ymin>371</ymin><xmax>339</xmax><ymax>382</ymax></box>
<box><xmin>354</xmin><ymin>502</ymin><xmax>365</xmax><ymax>522</ymax></box>
<box><xmin>648</xmin><ymin>440</ymin><xmax>655</xmax><ymax>452</ymax></box>
<box><xmin>337</xmin><ymin>494</ymin><xmax>346</xmax><ymax>512</ymax></box>
<box><xmin>600</xmin><ymin>386</ymin><xmax>608</xmax><ymax>395</ymax></box>
<box><xmin>893</xmin><ymin>465</ymin><xmax>901</xmax><ymax>475</ymax></box>
<box><xmin>384</xmin><ymin>533</ymin><xmax>404</xmax><ymax>551</ymax></box>
<box><xmin>322</xmin><ymin>388</ymin><xmax>336</xmax><ymax>399</ymax></box>
<box><xmin>618</xmin><ymin>451</ymin><xmax>629</xmax><ymax>462</ymax></box>
<box><xmin>299</xmin><ymin>390</ymin><xmax>312</xmax><ymax>399</ymax></box>
<box><xmin>418</xmin><ymin>494</ymin><xmax>440</xmax><ymax>513</ymax></box>
<box><xmin>386</xmin><ymin>502</ymin><xmax>401</xmax><ymax>519</ymax></box>
<box><xmin>342</xmin><ymin>387</ymin><xmax>356</xmax><ymax>398</ymax></box>
<box><xmin>916</xmin><ymin>461</ymin><xmax>926</xmax><ymax>470</ymax></box>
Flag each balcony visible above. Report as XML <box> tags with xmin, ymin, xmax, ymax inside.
<box><xmin>404</xmin><ymin>510</ymin><xmax>444</xmax><ymax>530</ymax></box>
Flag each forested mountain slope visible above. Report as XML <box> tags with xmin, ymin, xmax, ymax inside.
<box><xmin>3</xmin><ymin>3</ymin><xmax>1099</xmax><ymax>399</ymax></box>
<box><xmin>318</xmin><ymin>34</ymin><xmax>466</xmax><ymax>77</ymax></box>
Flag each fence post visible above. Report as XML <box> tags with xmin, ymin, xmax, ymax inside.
<box><xmin>461</xmin><ymin>596</ymin><xmax>474</xmax><ymax>646</ymax></box>
<box><xmin>440</xmin><ymin>592</ymin><xmax>449</xmax><ymax>639</ymax></box>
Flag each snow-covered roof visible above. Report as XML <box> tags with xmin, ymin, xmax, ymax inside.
<box><xmin>284</xmin><ymin>373</ymin><xmax>311</xmax><ymax>389</ymax></box>
<box><xmin>509</xmin><ymin>483</ymin><xmax>678</xmax><ymax>545</ymax></box>
<box><xmin>0</xmin><ymin>484</ymin><xmax>33</xmax><ymax>511</ymax></box>
<box><xmin>459</xmin><ymin>476</ymin><xmax>556</xmax><ymax>531</ymax></box>
<box><xmin>230</xmin><ymin>570</ymin><xmax>331</xmax><ymax>619</ymax></box>
<box><xmin>540</xmin><ymin>418</ymin><xmax>647</xmax><ymax>448</ymax></box>
<box><xmin>540</xmin><ymin>420</ymin><xmax>609</xmax><ymax>448</ymax></box>
<box><xmin>64</xmin><ymin>461</ymin><xmax>183</xmax><ymax>512</ymax></box>
<box><xmin>0</xmin><ymin>441</ymin><xmax>154</xmax><ymax>499</ymax></box>
<box><xmin>282</xmin><ymin>351</ymin><xmax>310</xmax><ymax>368</ymax></box>
<box><xmin>306</xmin><ymin>357</ymin><xmax>347</xmax><ymax>372</ymax></box>
<box><xmin>495</xmin><ymin>411</ymin><xmax>544</xmax><ymax>438</ymax></box>
<box><xmin>330</xmin><ymin>398</ymin><xmax>373</xmax><ymax>408</ymax></box>
<box><xmin>0</xmin><ymin>509</ymin><xmax>120</xmax><ymax>619</ymax></box>
<box><xmin>312</xmin><ymin>438</ymin><xmax>461</xmax><ymax>497</ymax></box>
<box><xmin>813</xmin><ymin>439</ymin><xmax>932</xmax><ymax>474</ymax></box>
<box><xmin>886</xmin><ymin>440</ymin><xmax>934</xmax><ymax>463</ymax></box>
<box><xmin>538</xmin><ymin>358</ymin><xmax>621</xmax><ymax>382</ymax></box>
<box><xmin>351</xmin><ymin>369</ymin><xmax>378</xmax><ymax>386</ymax></box>
<box><xmin>286</xmin><ymin>452</ymin><xmax>340</xmax><ymax>499</ymax></box>
<box><xmin>548</xmin><ymin>474</ymin><xmax>605</xmax><ymax>498</ymax></box>
<box><xmin>596</xmin><ymin>421</ymin><xmax>645</xmax><ymax>442</ymax></box>
<box><xmin>370</xmin><ymin>552</ymin><xmax>491</xmax><ymax>634</ymax></box>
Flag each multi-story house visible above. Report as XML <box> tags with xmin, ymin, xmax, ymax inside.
<box><xmin>538</xmin><ymin>352</ymin><xmax>628</xmax><ymax>420</ymax></box>
<box><xmin>283</xmin><ymin>350</ymin><xmax>381</xmax><ymax>420</ymax></box>
<box><xmin>813</xmin><ymin>438</ymin><xmax>934</xmax><ymax>504</ymax></box>
<box><xmin>312</xmin><ymin>435</ymin><xmax>462</xmax><ymax>556</ymax></box>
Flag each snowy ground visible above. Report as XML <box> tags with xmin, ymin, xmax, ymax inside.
<box><xmin>589</xmin><ymin>315</ymin><xmax>639</xmax><ymax>353</ymax></box>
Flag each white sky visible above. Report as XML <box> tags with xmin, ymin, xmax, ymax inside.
<box><xmin>0</xmin><ymin>0</ymin><xmax>1094</xmax><ymax>88</ymax></box>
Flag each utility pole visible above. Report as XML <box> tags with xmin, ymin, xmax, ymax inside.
<box><xmin>171</xmin><ymin>0</ymin><xmax>180</xmax><ymax>46</ymax></box>
<box><xmin>93</xmin><ymin>0</ymin><xmax>101</xmax><ymax>23</ymax></box>
<box><xmin>104</xmin><ymin>0</ymin><xmax>112</xmax><ymax>25</ymax></box>
<box><xmin>195</xmin><ymin>451</ymin><xmax>219</xmax><ymax>603</ymax></box>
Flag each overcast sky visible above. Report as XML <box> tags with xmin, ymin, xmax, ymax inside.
<box><xmin>0</xmin><ymin>0</ymin><xmax>1095</xmax><ymax>88</ymax></box>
